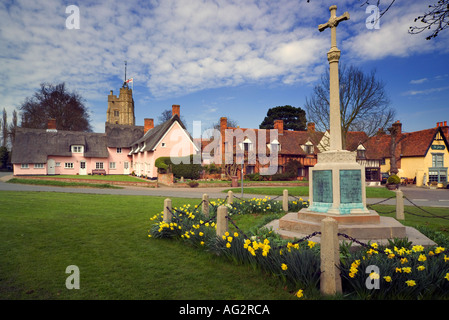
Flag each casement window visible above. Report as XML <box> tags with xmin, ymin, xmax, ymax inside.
<box><xmin>21</xmin><ymin>163</ymin><xmax>29</xmax><ymax>169</ymax></box>
<box><xmin>96</xmin><ymin>162</ymin><xmax>104</xmax><ymax>169</ymax></box>
<box><xmin>432</xmin><ymin>153</ymin><xmax>444</xmax><ymax>167</ymax></box>
<box><xmin>34</xmin><ymin>163</ymin><xmax>44</xmax><ymax>169</ymax></box>
<box><xmin>71</xmin><ymin>145</ymin><xmax>84</xmax><ymax>153</ymax></box>
<box><xmin>246</xmin><ymin>165</ymin><xmax>255</xmax><ymax>174</ymax></box>
<box><xmin>65</xmin><ymin>162</ymin><xmax>74</xmax><ymax>169</ymax></box>
<box><xmin>114</xmin><ymin>110</ymin><xmax>119</xmax><ymax>117</ymax></box>
<box><xmin>110</xmin><ymin>162</ymin><xmax>116</xmax><ymax>169</ymax></box>
<box><xmin>117</xmin><ymin>147</ymin><xmax>122</xmax><ymax>154</ymax></box>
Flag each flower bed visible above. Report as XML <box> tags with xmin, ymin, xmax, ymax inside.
<box><xmin>148</xmin><ymin>198</ymin><xmax>449</xmax><ymax>300</ymax></box>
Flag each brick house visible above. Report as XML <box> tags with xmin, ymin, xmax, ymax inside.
<box><xmin>202</xmin><ymin>117</ymin><xmax>324</xmax><ymax>180</ymax></box>
<box><xmin>359</xmin><ymin>121</ymin><xmax>449</xmax><ymax>186</ymax></box>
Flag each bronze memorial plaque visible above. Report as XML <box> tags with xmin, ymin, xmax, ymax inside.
<box><xmin>340</xmin><ymin>169</ymin><xmax>362</xmax><ymax>203</ymax></box>
<box><xmin>313</xmin><ymin>170</ymin><xmax>333</xmax><ymax>203</ymax></box>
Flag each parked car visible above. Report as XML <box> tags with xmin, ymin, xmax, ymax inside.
<box><xmin>381</xmin><ymin>172</ymin><xmax>389</xmax><ymax>184</ymax></box>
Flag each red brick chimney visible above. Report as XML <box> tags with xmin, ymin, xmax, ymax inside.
<box><xmin>144</xmin><ymin>118</ymin><xmax>154</xmax><ymax>134</ymax></box>
<box><xmin>307</xmin><ymin>122</ymin><xmax>315</xmax><ymax>133</ymax></box>
<box><xmin>392</xmin><ymin>120</ymin><xmax>402</xmax><ymax>135</ymax></box>
<box><xmin>274</xmin><ymin>120</ymin><xmax>284</xmax><ymax>135</ymax></box>
<box><xmin>47</xmin><ymin>118</ymin><xmax>57</xmax><ymax>131</ymax></box>
<box><xmin>440</xmin><ymin>120</ymin><xmax>448</xmax><ymax>137</ymax></box>
<box><xmin>172</xmin><ymin>105</ymin><xmax>180</xmax><ymax>118</ymax></box>
<box><xmin>220</xmin><ymin>117</ymin><xmax>227</xmax><ymax>134</ymax></box>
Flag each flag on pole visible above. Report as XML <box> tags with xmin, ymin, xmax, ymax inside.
<box><xmin>126</xmin><ymin>78</ymin><xmax>134</xmax><ymax>91</ymax></box>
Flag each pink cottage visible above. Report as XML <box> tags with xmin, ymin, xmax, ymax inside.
<box><xmin>11</xmin><ymin>85</ymin><xmax>198</xmax><ymax>178</ymax></box>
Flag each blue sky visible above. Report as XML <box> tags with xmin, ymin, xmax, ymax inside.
<box><xmin>1</xmin><ymin>0</ymin><xmax>448</xmax><ymax>137</ymax></box>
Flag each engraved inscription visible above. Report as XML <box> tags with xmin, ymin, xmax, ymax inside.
<box><xmin>340</xmin><ymin>169</ymin><xmax>362</xmax><ymax>203</ymax></box>
<box><xmin>313</xmin><ymin>170</ymin><xmax>333</xmax><ymax>203</ymax></box>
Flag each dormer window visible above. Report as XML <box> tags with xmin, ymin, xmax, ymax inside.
<box><xmin>304</xmin><ymin>141</ymin><xmax>314</xmax><ymax>154</ymax></box>
<box><xmin>268</xmin><ymin>139</ymin><xmax>280</xmax><ymax>153</ymax></box>
<box><xmin>357</xmin><ymin>144</ymin><xmax>366</xmax><ymax>159</ymax></box>
<box><xmin>71</xmin><ymin>145</ymin><xmax>84</xmax><ymax>153</ymax></box>
<box><xmin>239</xmin><ymin>138</ymin><xmax>253</xmax><ymax>152</ymax></box>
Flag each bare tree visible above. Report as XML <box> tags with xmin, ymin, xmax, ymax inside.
<box><xmin>409</xmin><ymin>0</ymin><xmax>449</xmax><ymax>40</ymax></box>
<box><xmin>9</xmin><ymin>110</ymin><xmax>18</xmax><ymax>145</ymax></box>
<box><xmin>309</xmin><ymin>0</ymin><xmax>448</xmax><ymax>40</ymax></box>
<box><xmin>2</xmin><ymin>109</ymin><xmax>7</xmax><ymax>147</ymax></box>
<box><xmin>305</xmin><ymin>65</ymin><xmax>395</xmax><ymax>149</ymax></box>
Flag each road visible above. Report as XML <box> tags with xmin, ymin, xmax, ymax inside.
<box><xmin>1</xmin><ymin>173</ymin><xmax>448</xmax><ymax>208</ymax></box>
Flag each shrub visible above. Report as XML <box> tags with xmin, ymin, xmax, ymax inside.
<box><xmin>387</xmin><ymin>174</ymin><xmax>400</xmax><ymax>185</ymax></box>
<box><xmin>188</xmin><ymin>181</ymin><xmax>199</xmax><ymax>188</ymax></box>
<box><xmin>171</xmin><ymin>155</ymin><xmax>203</xmax><ymax>180</ymax></box>
<box><xmin>155</xmin><ymin>157</ymin><xmax>172</xmax><ymax>173</ymax></box>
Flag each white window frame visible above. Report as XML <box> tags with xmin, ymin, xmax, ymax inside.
<box><xmin>117</xmin><ymin>148</ymin><xmax>122</xmax><ymax>154</ymax></box>
<box><xmin>96</xmin><ymin>162</ymin><xmax>104</xmax><ymax>169</ymax></box>
<box><xmin>21</xmin><ymin>163</ymin><xmax>29</xmax><ymax>169</ymax></box>
<box><xmin>110</xmin><ymin>162</ymin><xmax>116</xmax><ymax>169</ymax></box>
<box><xmin>65</xmin><ymin>162</ymin><xmax>74</xmax><ymax>169</ymax></box>
<box><xmin>34</xmin><ymin>163</ymin><xmax>45</xmax><ymax>169</ymax></box>
<box><xmin>71</xmin><ymin>145</ymin><xmax>84</xmax><ymax>153</ymax></box>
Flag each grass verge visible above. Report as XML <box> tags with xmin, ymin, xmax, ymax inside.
<box><xmin>224</xmin><ymin>186</ymin><xmax>396</xmax><ymax>198</ymax></box>
<box><xmin>7</xmin><ymin>178</ymin><xmax>122</xmax><ymax>189</ymax></box>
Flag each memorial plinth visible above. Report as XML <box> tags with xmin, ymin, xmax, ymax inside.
<box><xmin>308</xmin><ymin>150</ymin><xmax>370</xmax><ymax>215</ymax></box>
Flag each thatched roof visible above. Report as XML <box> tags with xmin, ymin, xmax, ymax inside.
<box><xmin>12</xmin><ymin>128</ymin><xmax>109</xmax><ymax>163</ymax></box>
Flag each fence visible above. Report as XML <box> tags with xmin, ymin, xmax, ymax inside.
<box><xmin>161</xmin><ymin>188</ymin><xmax>448</xmax><ymax>296</ymax></box>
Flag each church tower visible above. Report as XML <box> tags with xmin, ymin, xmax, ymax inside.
<box><xmin>106</xmin><ymin>86</ymin><xmax>135</xmax><ymax>125</ymax></box>
<box><xmin>106</xmin><ymin>61</ymin><xmax>135</xmax><ymax>125</ymax></box>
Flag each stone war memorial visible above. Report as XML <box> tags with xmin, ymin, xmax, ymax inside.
<box><xmin>275</xmin><ymin>5</ymin><xmax>434</xmax><ymax>247</ymax></box>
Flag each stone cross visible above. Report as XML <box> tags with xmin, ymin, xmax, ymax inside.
<box><xmin>318</xmin><ymin>5</ymin><xmax>349</xmax><ymax>151</ymax></box>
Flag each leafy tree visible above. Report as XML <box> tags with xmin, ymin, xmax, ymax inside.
<box><xmin>20</xmin><ymin>82</ymin><xmax>92</xmax><ymax>132</ymax></box>
<box><xmin>259</xmin><ymin>105</ymin><xmax>307</xmax><ymax>131</ymax></box>
<box><xmin>305</xmin><ymin>64</ymin><xmax>395</xmax><ymax>149</ymax></box>
<box><xmin>0</xmin><ymin>146</ymin><xmax>9</xmax><ymax>169</ymax></box>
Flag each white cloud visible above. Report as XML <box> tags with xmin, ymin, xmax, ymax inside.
<box><xmin>403</xmin><ymin>86</ymin><xmax>449</xmax><ymax>96</ymax></box>
<box><xmin>410</xmin><ymin>78</ymin><xmax>428</xmax><ymax>85</ymax></box>
<box><xmin>0</xmin><ymin>0</ymin><xmax>447</xmax><ymax>125</ymax></box>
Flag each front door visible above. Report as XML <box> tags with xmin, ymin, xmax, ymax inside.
<box><xmin>124</xmin><ymin>161</ymin><xmax>130</xmax><ymax>175</ymax></box>
<box><xmin>47</xmin><ymin>159</ymin><xmax>55</xmax><ymax>175</ymax></box>
<box><xmin>80</xmin><ymin>161</ymin><xmax>87</xmax><ymax>175</ymax></box>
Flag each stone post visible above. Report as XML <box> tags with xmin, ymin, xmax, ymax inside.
<box><xmin>216</xmin><ymin>205</ymin><xmax>228</xmax><ymax>237</ymax></box>
<box><xmin>202</xmin><ymin>193</ymin><xmax>209</xmax><ymax>218</ymax></box>
<box><xmin>283</xmin><ymin>189</ymin><xmax>289</xmax><ymax>212</ymax></box>
<box><xmin>396</xmin><ymin>189</ymin><xmax>404</xmax><ymax>220</ymax></box>
<box><xmin>320</xmin><ymin>217</ymin><xmax>342</xmax><ymax>295</ymax></box>
<box><xmin>163</xmin><ymin>198</ymin><xmax>172</xmax><ymax>223</ymax></box>
<box><xmin>227</xmin><ymin>190</ymin><xmax>233</xmax><ymax>204</ymax></box>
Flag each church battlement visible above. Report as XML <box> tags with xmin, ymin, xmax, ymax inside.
<box><xmin>106</xmin><ymin>86</ymin><xmax>135</xmax><ymax>125</ymax></box>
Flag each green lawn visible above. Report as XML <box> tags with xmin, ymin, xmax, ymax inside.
<box><xmin>33</xmin><ymin>174</ymin><xmax>147</xmax><ymax>182</ymax></box>
<box><xmin>0</xmin><ymin>191</ymin><xmax>293</xmax><ymax>300</ymax></box>
<box><xmin>225</xmin><ymin>186</ymin><xmax>396</xmax><ymax>198</ymax></box>
<box><xmin>7</xmin><ymin>178</ymin><xmax>123</xmax><ymax>189</ymax></box>
<box><xmin>1</xmin><ymin>191</ymin><xmax>447</xmax><ymax>300</ymax></box>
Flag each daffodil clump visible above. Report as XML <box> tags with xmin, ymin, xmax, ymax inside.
<box><xmin>341</xmin><ymin>242</ymin><xmax>449</xmax><ymax>299</ymax></box>
<box><xmin>148</xmin><ymin>198</ymin><xmax>315</xmax><ymax>299</ymax></box>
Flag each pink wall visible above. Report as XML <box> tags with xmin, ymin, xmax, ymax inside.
<box><xmin>13</xmin><ymin>147</ymin><xmax>133</xmax><ymax>176</ymax></box>
<box><xmin>132</xmin><ymin>121</ymin><xmax>198</xmax><ymax>178</ymax></box>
